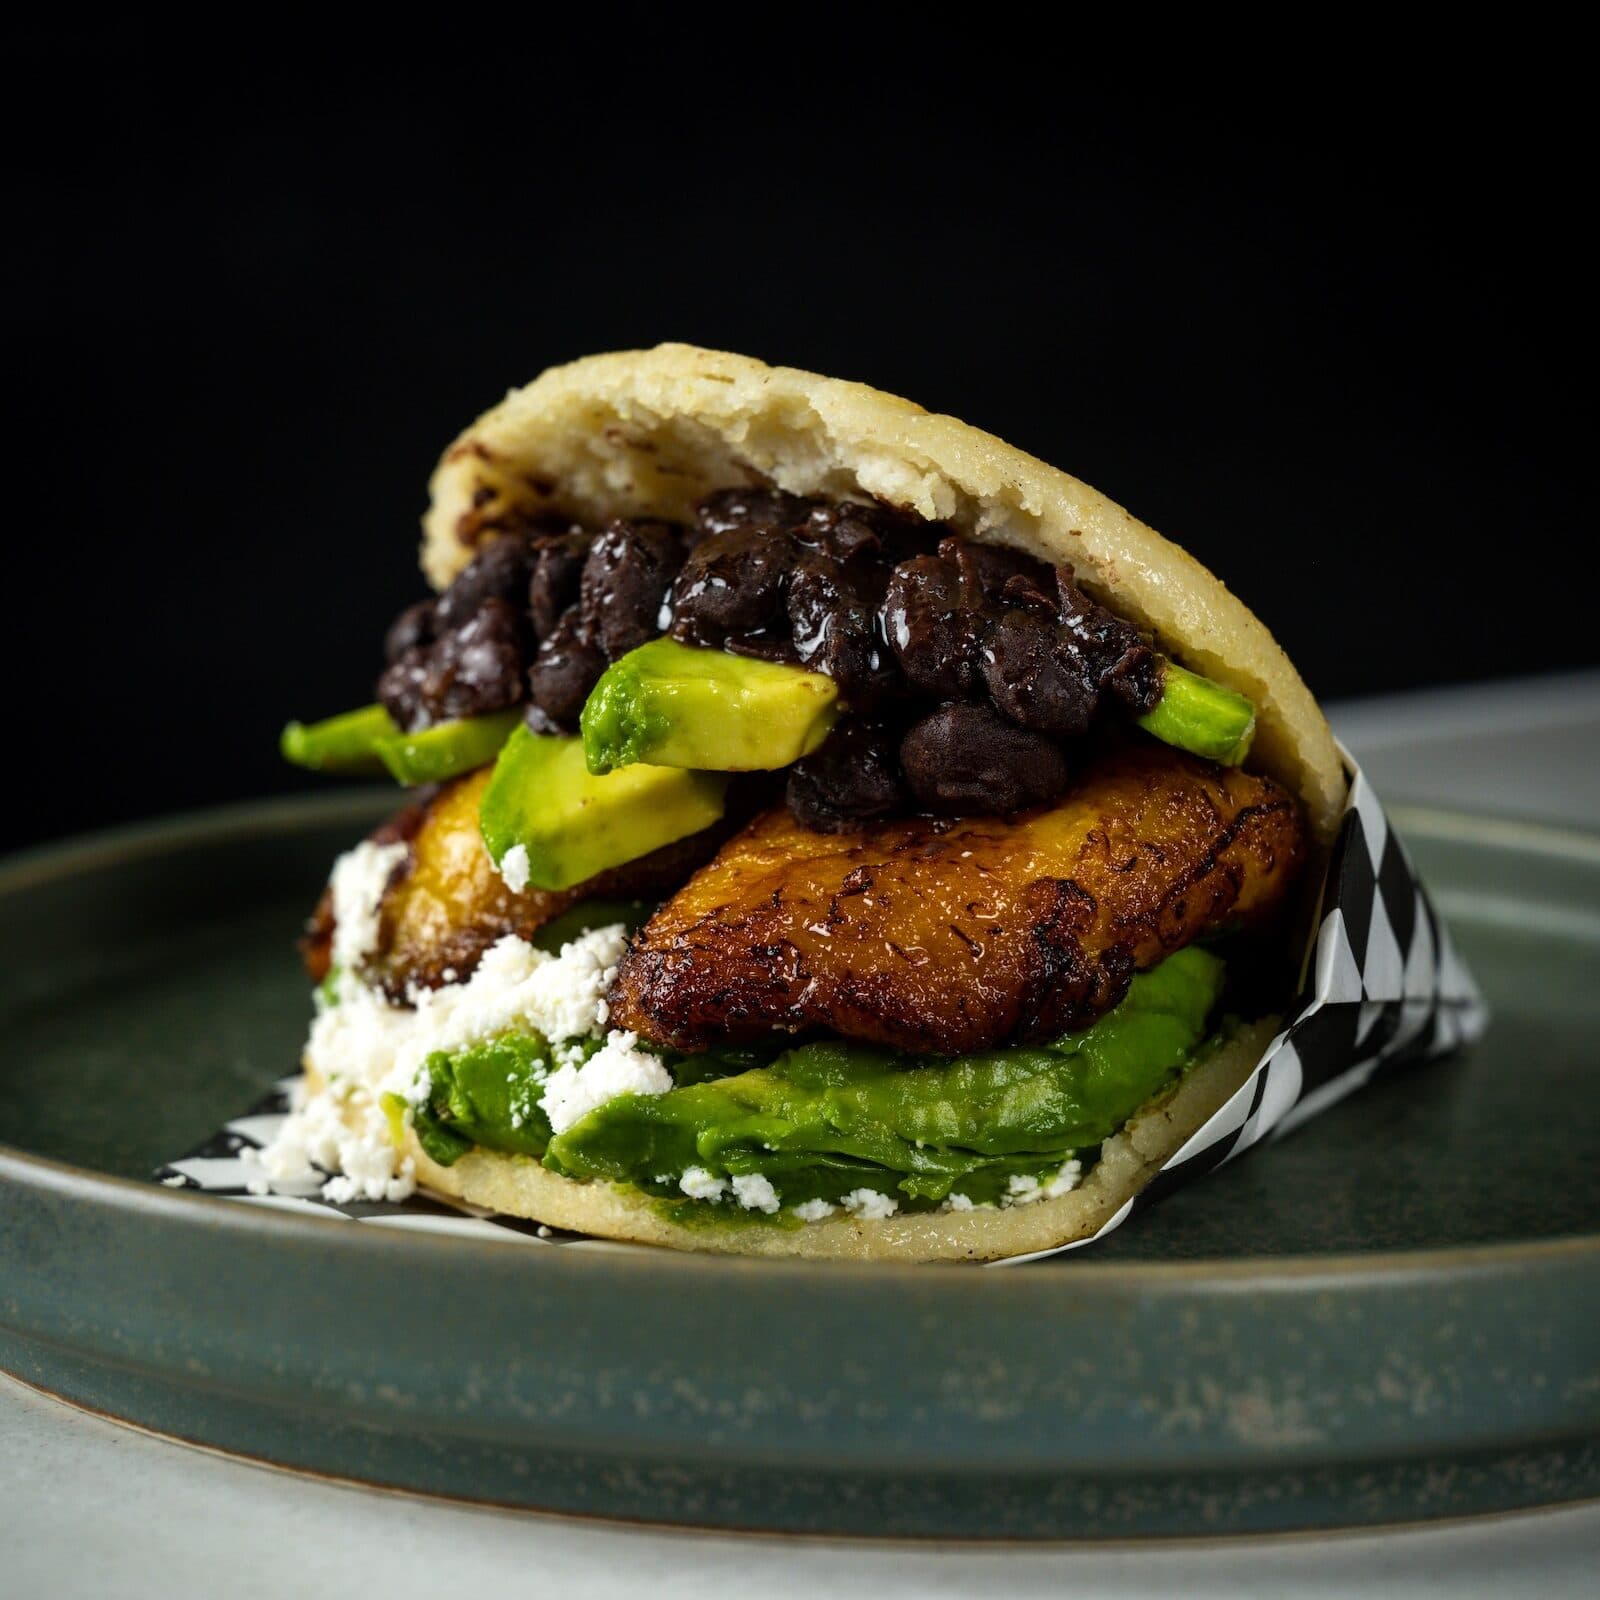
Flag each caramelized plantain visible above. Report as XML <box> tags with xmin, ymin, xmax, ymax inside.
<box><xmin>303</xmin><ymin>766</ymin><xmax>724</xmax><ymax>997</ymax></box>
<box><xmin>608</xmin><ymin>746</ymin><xmax>1306</xmax><ymax>1056</ymax></box>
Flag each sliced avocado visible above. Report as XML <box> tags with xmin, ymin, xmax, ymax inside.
<box><xmin>480</xmin><ymin>725</ymin><xmax>727</xmax><ymax>892</ymax></box>
<box><xmin>373</xmin><ymin>708</ymin><xmax>521</xmax><ymax>786</ymax></box>
<box><xmin>281</xmin><ymin>703</ymin><xmax>518</xmax><ymax>783</ymax></box>
<box><xmin>580</xmin><ymin>638</ymin><xmax>840</xmax><ymax>776</ymax></box>
<box><xmin>544</xmin><ymin>946</ymin><xmax>1227</xmax><ymax>1209</ymax></box>
<box><xmin>1137</xmin><ymin>661</ymin><xmax>1256</xmax><ymax>766</ymax></box>
<box><xmin>280</xmin><ymin>703</ymin><xmax>399</xmax><ymax>773</ymax></box>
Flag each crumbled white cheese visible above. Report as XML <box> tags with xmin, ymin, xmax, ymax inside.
<box><xmin>292</xmin><ymin>923</ymin><xmax>643</xmax><ymax>1202</ymax></box>
<box><xmin>305</xmin><ymin>982</ymin><xmax>415</xmax><ymax>1097</ymax></box>
<box><xmin>791</xmin><ymin>1198</ymin><xmax>836</xmax><ymax>1222</ymax></box>
<box><xmin>943</xmin><ymin>1192</ymin><xmax>976</xmax><ymax>1212</ymax></box>
<box><xmin>539</xmin><ymin>1030</ymin><xmax>672</xmax><ymax>1135</ymax></box>
<box><xmin>415</xmin><ymin>926</ymin><xmax>626</xmax><ymax>1053</ymax></box>
<box><xmin>238</xmin><ymin>1139</ymin><xmax>307</xmax><ymax>1196</ymax></box>
<box><xmin>730</xmin><ymin>1173</ymin><xmax>780</xmax><ymax>1214</ymax></box>
<box><xmin>679</xmin><ymin>1166</ymin><xmax>728</xmax><ymax>1201</ymax></box>
<box><xmin>324</xmin><ymin>1147</ymin><xmax>417</xmax><ymax>1205</ymax></box>
<box><xmin>498</xmin><ymin>843</ymin><xmax>531</xmax><ymax>894</ymax></box>
<box><xmin>246</xmin><ymin>1081</ymin><xmax>415</xmax><ymax>1204</ymax></box>
<box><xmin>1002</xmin><ymin>1159</ymin><xmax>1083</xmax><ymax>1208</ymax></box>
<box><xmin>306</xmin><ymin>927</ymin><xmax>630</xmax><ymax>1105</ymax></box>
<box><xmin>1044</xmin><ymin>1157</ymin><xmax>1083</xmax><ymax>1198</ymax></box>
<box><xmin>841</xmin><ymin>1187</ymin><xmax>899</xmax><ymax>1220</ymax></box>
<box><xmin>328</xmin><ymin>840</ymin><xmax>408</xmax><ymax>972</ymax></box>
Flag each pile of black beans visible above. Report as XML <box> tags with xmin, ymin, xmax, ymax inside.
<box><xmin>376</xmin><ymin>490</ymin><xmax>1162</xmax><ymax>828</ymax></box>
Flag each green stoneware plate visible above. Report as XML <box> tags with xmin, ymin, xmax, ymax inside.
<box><xmin>1</xmin><ymin>795</ymin><xmax>1597</xmax><ymax>1539</ymax></box>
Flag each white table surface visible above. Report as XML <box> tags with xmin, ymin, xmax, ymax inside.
<box><xmin>5</xmin><ymin>670</ymin><xmax>1598</xmax><ymax>1597</ymax></box>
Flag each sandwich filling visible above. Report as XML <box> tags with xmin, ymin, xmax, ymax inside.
<box><xmin>378</xmin><ymin>491</ymin><xmax>1169</xmax><ymax>828</ymax></box>
<box><xmin>274</xmin><ymin>485</ymin><xmax>1308</xmax><ymax>1224</ymax></box>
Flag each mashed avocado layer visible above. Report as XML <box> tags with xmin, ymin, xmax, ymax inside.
<box><xmin>401</xmin><ymin>946</ymin><xmax>1225</xmax><ymax>1217</ymax></box>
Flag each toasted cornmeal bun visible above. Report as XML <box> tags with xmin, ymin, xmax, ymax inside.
<box><xmin>422</xmin><ymin>343</ymin><xmax>1345</xmax><ymax>842</ymax></box>
<box><xmin>309</xmin><ymin>1017</ymin><xmax>1277</xmax><ymax>1262</ymax></box>
<box><xmin>345</xmin><ymin>347</ymin><xmax>1343</xmax><ymax>1257</ymax></box>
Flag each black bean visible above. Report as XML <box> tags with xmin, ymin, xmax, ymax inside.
<box><xmin>579</xmin><ymin>519</ymin><xmax>686</xmax><ymax>661</ymax></box>
<box><xmin>982</xmin><ymin>610</ymin><xmax>1096</xmax><ymax>737</ymax></box>
<box><xmin>376</xmin><ymin>652</ymin><xmax>429</xmax><ymax>732</ymax></box>
<box><xmin>999</xmin><ymin>570</ymin><xmax>1060</xmax><ymax>616</ymax></box>
<box><xmin>1056</xmin><ymin>572</ymin><xmax>1140</xmax><ymax>665</ymax></box>
<box><xmin>377</xmin><ymin>598</ymin><xmax>527</xmax><ymax>731</ymax></box>
<box><xmin>434</xmin><ymin>535</ymin><xmax>536</xmax><ymax>631</ymax></box>
<box><xmin>1102</xmin><ymin>639</ymin><xmax>1163</xmax><ymax>714</ymax></box>
<box><xmin>527</xmin><ymin>532</ymin><xmax>588</xmax><ymax>641</ymax></box>
<box><xmin>670</xmin><ymin>525</ymin><xmax>795</xmax><ymax>646</ymax></box>
<box><xmin>526</xmin><ymin>610</ymin><xmax>608</xmax><ymax>729</ymax></box>
<box><xmin>941</xmin><ymin>535</ymin><xmax>1054</xmax><ymax>606</ymax></box>
<box><xmin>384</xmin><ymin>600</ymin><xmax>437</xmax><ymax>664</ymax></box>
<box><xmin>811</xmin><ymin>500</ymin><xmax>932</xmax><ymax>567</ymax></box>
<box><xmin>439</xmin><ymin>599</ymin><xmax>528</xmax><ymax>715</ymax></box>
<box><xmin>785</xmin><ymin>558</ymin><xmax>843</xmax><ymax>664</ymax></box>
<box><xmin>1041</xmin><ymin>571</ymin><xmax>1160</xmax><ymax>716</ymax></box>
<box><xmin>787</xmin><ymin>720</ymin><xmax>909</xmax><ymax>831</ymax></box>
<box><xmin>899</xmin><ymin>703</ymin><xmax>1072</xmax><ymax>816</ymax></box>
<box><xmin>786</xmin><ymin>558</ymin><xmax>900</xmax><ymax>705</ymax></box>
<box><xmin>812</xmin><ymin>509</ymin><xmax>882</xmax><ymax>562</ymax></box>
<box><xmin>880</xmin><ymin>554</ymin><xmax>985</xmax><ymax>698</ymax></box>
<box><xmin>523</xmin><ymin>701</ymin><xmax>566</xmax><ymax>736</ymax></box>
<box><xmin>369</xmin><ymin>494</ymin><xmax>1164</xmax><ymax>833</ymax></box>
<box><xmin>696</xmin><ymin>487</ymin><xmax>816</xmax><ymax>538</ymax></box>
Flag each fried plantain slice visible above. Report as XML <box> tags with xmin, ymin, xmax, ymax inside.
<box><xmin>609</xmin><ymin>746</ymin><xmax>1306</xmax><ymax>1056</ymax></box>
<box><xmin>302</xmin><ymin>766</ymin><xmax>723</xmax><ymax>997</ymax></box>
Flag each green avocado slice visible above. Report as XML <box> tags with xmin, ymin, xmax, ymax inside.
<box><xmin>280</xmin><ymin>703</ymin><xmax>399</xmax><ymax>773</ymax></box>
<box><xmin>1137</xmin><ymin>661</ymin><xmax>1256</xmax><ymax>765</ymax></box>
<box><xmin>395</xmin><ymin>947</ymin><xmax>1226</xmax><ymax>1215</ymax></box>
<box><xmin>280</xmin><ymin>703</ymin><xmax>520</xmax><ymax>784</ymax></box>
<box><xmin>405</xmin><ymin>1031</ymin><xmax>570</xmax><ymax>1167</ymax></box>
<box><xmin>479</xmin><ymin>724</ymin><xmax>728</xmax><ymax>892</ymax></box>
<box><xmin>542</xmin><ymin>945</ymin><xmax>1225</xmax><ymax>1208</ymax></box>
<box><xmin>580</xmin><ymin>638</ymin><xmax>840</xmax><ymax>776</ymax></box>
<box><xmin>372</xmin><ymin>708</ymin><xmax>521</xmax><ymax>785</ymax></box>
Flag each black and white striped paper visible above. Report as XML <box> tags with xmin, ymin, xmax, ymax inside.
<box><xmin>157</xmin><ymin>756</ymin><xmax>1487</xmax><ymax>1262</ymax></box>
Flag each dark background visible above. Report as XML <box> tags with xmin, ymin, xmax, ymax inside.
<box><xmin>6</xmin><ymin>28</ymin><xmax>1589</xmax><ymax>847</ymax></box>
